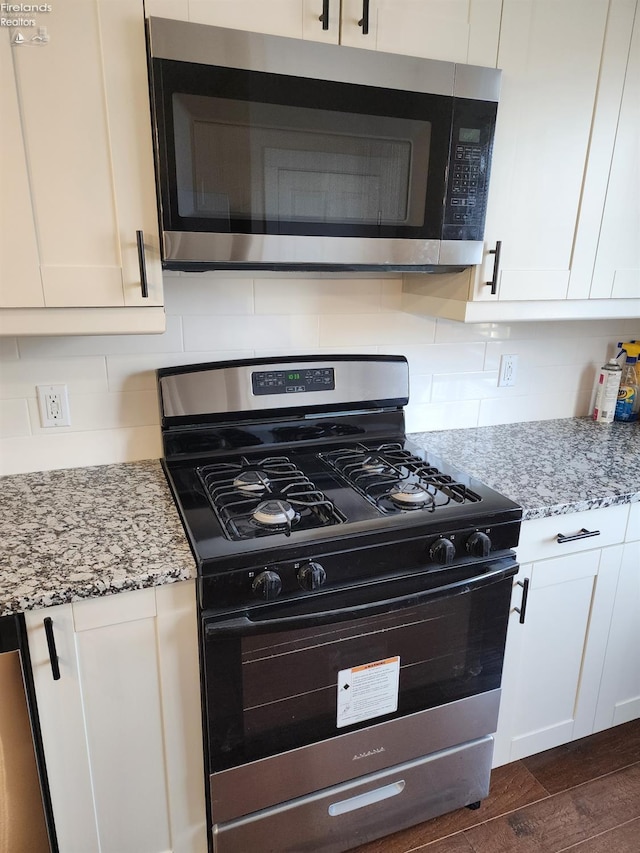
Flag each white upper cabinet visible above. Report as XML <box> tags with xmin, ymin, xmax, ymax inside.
<box><xmin>0</xmin><ymin>0</ymin><xmax>165</xmax><ymax>336</ymax></box>
<box><xmin>0</xmin><ymin>34</ymin><xmax>43</xmax><ymax>309</ymax></box>
<box><xmin>402</xmin><ymin>0</ymin><xmax>640</xmax><ymax>322</ymax></box>
<box><xmin>339</xmin><ymin>0</ymin><xmax>502</xmax><ymax>66</ymax></box>
<box><xmin>146</xmin><ymin>0</ymin><xmax>342</xmax><ymax>42</ymax></box>
<box><xmin>146</xmin><ymin>0</ymin><xmax>502</xmax><ymax>62</ymax></box>
<box><xmin>569</xmin><ymin>4</ymin><xmax>640</xmax><ymax>301</ymax></box>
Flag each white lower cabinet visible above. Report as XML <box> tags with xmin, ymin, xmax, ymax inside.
<box><xmin>25</xmin><ymin>581</ymin><xmax>206</xmax><ymax>853</ymax></box>
<box><xmin>493</xmin><ymin>504</ymin><xmax>632</xmax><ymax>767</ymax></box>
<box><xmin>594</xmin><ymin>503</ymin><xmax>640</xmax><ymax>731</ymax></box>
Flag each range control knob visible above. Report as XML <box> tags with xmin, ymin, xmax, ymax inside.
<box><xmin>466</xmin><ymin>531</ymin><xmax>492</xmax><ymax>558</ymax></box>
<box><xmin>252</xmin><ymin>570</ymin><xmax>282</xmax><ymax>601</ymax></box>
<box><xmin>297</xmin><ymin>561</ymin><xmax>327</xmax><ymax>591</ymax></box>
<box><xmin>429</xmin><ymin>537</ymin><xmax>456</xmax><ymax>565</ymax></box>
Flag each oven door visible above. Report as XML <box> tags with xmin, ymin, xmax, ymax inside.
<box><xmin>201</xmin><ymin>557</ymin><xmax>517</xmax><ymax>823</ymax></box>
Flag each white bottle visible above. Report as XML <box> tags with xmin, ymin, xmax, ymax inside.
<box><xmin>593</xmin><ymin>359</ymin><xmax>622</xmax><ymax>423</ymax></box>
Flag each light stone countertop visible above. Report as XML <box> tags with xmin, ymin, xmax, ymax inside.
<box><xmin>409</xmin><ymin>417</ymin><xmax>640</xmax><ymax>521</ymax></box>
<box><xmin>2</xmin><ymin>418</ymin><xmax>638</xmax><ymax>616</ymax></box>
<box><xmin>0</xmin><ymin>460</ymin><xmax>196</xmax><ymax>617</ymax></box>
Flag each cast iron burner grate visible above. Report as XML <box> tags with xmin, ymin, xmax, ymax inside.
<box><xmin>320</xmin><ymin>443</ymin><xmax>481</xmax><ymax>514</ymax></box>
<box><xmin>197</xmin><ymin>455</ymin><xmax>344</xmax><ymax>540</ymax></box>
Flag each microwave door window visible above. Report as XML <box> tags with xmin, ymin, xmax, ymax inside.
<box><xmin>170</xmin><ymin>91</ymin><xmax>436</xmax><ymax>237</ymax></box>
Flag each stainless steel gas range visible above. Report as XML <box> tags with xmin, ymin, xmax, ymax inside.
<box><xmin>157</xmin><ymin>354</ymin><xmax>522</xmax><ymax>853</ymax></box>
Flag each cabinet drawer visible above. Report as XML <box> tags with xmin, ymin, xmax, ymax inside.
<box><xmin>517</xmin><ymin>505</ymin><xmax>629</xmax><ymax>564</ymax></box>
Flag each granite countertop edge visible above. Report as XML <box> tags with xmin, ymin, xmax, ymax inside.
<box><xmin>0</xmin><ymin>459</ymin><xmax>197</xmax><ymax>618</ymax></box>
<box><xmin>409</xmin><ymin>417</ymin><xmax>640</xmax><ymax>522</ymax></box>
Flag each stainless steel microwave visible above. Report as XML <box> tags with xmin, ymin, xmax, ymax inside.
<box><xmin>146</xmin><ymin>17</ymin><xmax>501</xmax><ymax>272</ymax></box>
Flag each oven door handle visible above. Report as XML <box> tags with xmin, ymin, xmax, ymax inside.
<box><xmin>204</xmin><ymin>563</ymin><xmax>517</xmax><ymax>638</ymax></box>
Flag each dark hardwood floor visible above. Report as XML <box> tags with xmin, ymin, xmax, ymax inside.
<box><xmin>352</xmin><ymin>719</ymin><xmax>640</xmax><ymax>853</ymax></box>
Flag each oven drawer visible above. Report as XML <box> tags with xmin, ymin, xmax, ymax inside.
<box><xmin>213</xmin><ymin>735</ymin><xmax>493</xmax><ymax>853</ymax></box>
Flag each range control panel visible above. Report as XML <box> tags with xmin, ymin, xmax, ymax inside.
<box><xmin>200</xmin><ymin>520</ymin><xmax>521</xmax><ymax>610</ymax></box>
<box><xmin>252</xmin><ymin>367</ymin><xmax>335</xmax><ymax>396</ymax></box>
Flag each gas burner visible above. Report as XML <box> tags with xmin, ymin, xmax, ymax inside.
<box><xmin>196</xmin><ymin>455</ymin><xmax>344</xmax><ymax>540</ymax></box>
<box><xmin>320</xmin><ymin>443</ymin><xmax>481</xmax><ymax>515</ymax></box>
<box><xmin>233</xmin><ymin>470</ymin><xmax>270</xmax><ymax>493</ymax></box>
<box><xmin>388</xmin><ymin>482</ymin><xmax>432</xmax><ymax>509</ymax></box>
<box><xmin>252</xmin><ymin>499</ymin><xmax>298</xmax><ymax>528</ymax></box>
<box><xmin>361</xmin><ymin>456</ymin><xmax>388</xmax><ymax>474</ymax></box>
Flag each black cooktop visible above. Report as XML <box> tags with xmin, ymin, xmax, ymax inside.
<box><xmin>162</xmin><ymin>431</ymin><xmax>521</xmax><ymax>575</ymax></box>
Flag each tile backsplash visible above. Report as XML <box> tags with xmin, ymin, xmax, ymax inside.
<box><xmin>1</xmin><ymin>275</ymin><xmax>637</xmax><ymax>475</ymax></box>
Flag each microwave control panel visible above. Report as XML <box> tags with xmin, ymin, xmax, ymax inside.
<box><xmin>442</xmin><ymin>100</ymin><xmax>497</xmax><ymax>241</ymax></box>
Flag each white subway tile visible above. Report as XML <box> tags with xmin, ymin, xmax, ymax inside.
<box><xmin>0</xmin><ymin>357</ymin><xmax>108</xmax><ymax>399</ymax></box>
<box><xmin>434</xmin><ymin>320</ymin><xmax>502</xmax><ymax>343</ymax></box>
<box><xmin>0</xmin><ymin>338</ymin><xmax>19</xmax><ymax>360</ymax></box>
<box><xmin>431</xmin><ymin>371</ymin><xmax>499</xmax><ymax>402</ymax></box>
<box><xmin>255</xmin><ymin>279</ymin><xmax>386</xmax><ymax>314</ymax></box>
<box><xmin>379</xmin><ymin>280</ymin><xmax>404</xmax><ymax>311</ymax></box>
<box><xmin>404</xmin><ymin>400</ymin><xmax>480</xmax><ymax>433</ymax></box>
<box><xmin>478</xmin><ymin>389</ymin><xmax>593</xmax><ymax>426</ymax></box>
<box><xmin>408</xmin><ymin>374</ymin><xmax>433</xmax><ymax>404</ymax></box>
<box><xmin>0</xmin><ymin>399</ymin><xmax>31</xmax><ymax>438</ymax></box>
<box><xmin>164</xmin><ymin>276</ymin><xmax>254</xmax><ymax>315</ymax></box>
<box><xmin>398</xmin><ymin>343</ymin><xmax>486</xmax><ymax>375</ymax></box>
<box><xmin>319</xmin><ymin>313</ymin><xmax>436</xmax><ymax>346</ymax></box>
<box><xmin>183</xmin><ymin>315</ymin><xmax>319</xmax><ymax>351</ymax></box>
<box><xmin>0</xmin><ymin>426</ymin><xmax>162</xmax><ymax>476</ymax></box>
<box><xmin>16</xmin><ymin>316</ymin><xmax>184</xmax><ymax>358</ymax></box>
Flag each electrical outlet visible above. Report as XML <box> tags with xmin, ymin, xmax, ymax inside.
<box><xmin>498</xmin><ymin>354</ymin><xmax>518</xmax><ymax>387</ymax></box>
<box><xmin>37</xmin><ymin>384</ymin><xmax>71</xmax><ymax>427</ymax></box>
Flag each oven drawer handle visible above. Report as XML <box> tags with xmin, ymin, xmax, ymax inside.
<box><xmin>328</xmin><ymin>780</ymin><xmax>405</xmax><ymax>817</ymax></box>
<box><xmin>204</xmin><ymin>563</ymin><xmax>517</xmax><ymax>638</ymax></box>
<box><xmin>556</xmin><ymin>528</ymin><xmax>600</xmax><ymax>544</ymax></box>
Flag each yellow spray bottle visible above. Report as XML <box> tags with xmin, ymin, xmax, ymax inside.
<box><xmin>615</xmin><ymin>341</ymin><xmax>640</xmax><ymax>423</ymax></box>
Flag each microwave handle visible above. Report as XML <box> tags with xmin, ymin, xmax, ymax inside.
<box><xmin>319</xmin><ymin>0</ymin><xmax>329</xmax><ymax>29</ymax></box>
<box><xmin>204</xmin><ymin>562</ymin><xmax>516</xmax><ymax>639</ymax></box>
<box><xmin>136</xmin><ymin>230</ymin><xmax>149</xmax><ymax>299</ymax></box>
<box><xmin>358</xmin><ymin>0</ymin><xmax>370</xmax><ymax>34</ymax></box>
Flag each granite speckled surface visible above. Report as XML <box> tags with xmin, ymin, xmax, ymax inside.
<box><xmin>0</xmin><ymin>460</ymin><xmax>196</xmax><ymax>616</ymax></box>
<box><xmin>409</xmin><ymin>418</ymin><xmax>640</xmax><ymax>520</ymax></box>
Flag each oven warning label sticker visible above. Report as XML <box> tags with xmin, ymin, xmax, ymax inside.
<box><xmin>336</xmin><ymin>656</ymin><xmax>400</xmax><ymax>729</ymax></box>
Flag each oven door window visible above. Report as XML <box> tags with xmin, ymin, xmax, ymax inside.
<box><xmin>153</xmin><ymin>60</ymin><xmax>452</xmax><ymax>239</ymax></box>
<box><xmin>202</xmin><ymin>567</ymin><xmax>513</xmax><ymax>773</ymax></box>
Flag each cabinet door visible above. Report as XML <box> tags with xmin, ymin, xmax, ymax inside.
<box><xmin>0</xmin><ymin>31</ymin><xmax>43</xmax><ymax>308</ymax></box>
<box><xmin>589</xmin><ymin>7</ymin><xmax>640</xmax><ymax>300</ymax></box>
<box><xmin>493</xmin><ymin>547</ymin><xmax>622</xmax><ymax>765</ymax></box>
<box><xmin>24</xmin><ymin>604</ymin><xmax>100</xmax><ymax>853</ymax></box>
<box><xmin>146</xmin><ymin>0</ymin><xmax>340</xmax><ymax>42</ymax></box>
<box><xmin>595</xmin><ymin>540</ymin><xmax>640</xmax><ymax>730</ymax></box>
<box><xmin>471</xmin><ymin>0</ymin><xmax>611</xmax><ymax>303</ymax></box>
<box><xmin>10</xmin><ymin>0</ymin><xmax>162</xmax><ymax>310</ymax></box>
<box><xmin>340</xmin><ymin>0</ymin><xmax>502</xmax><ymax>65</ymax></box>
<box><xmin>71</xmin><ymin>588</ymin><xmax>172</xmax><ymax>853</ymax></box>
<box><xmin>26</xmin><ymin>584</ymin><xmax>206</xmax><ymax>853</ymax></box>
